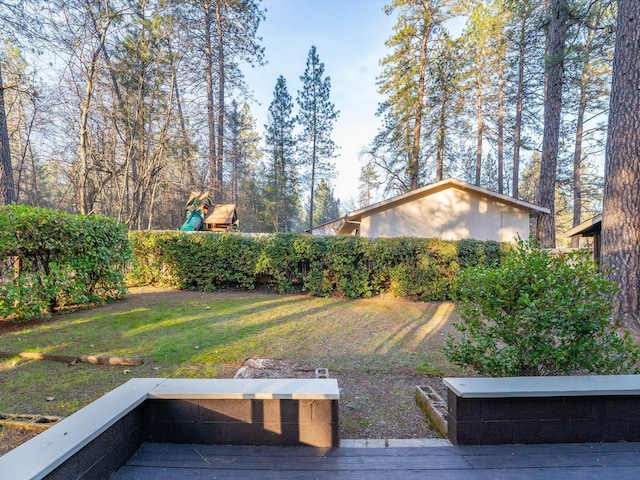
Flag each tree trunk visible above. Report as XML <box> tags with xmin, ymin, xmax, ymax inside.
<box><xmin>497</xmin><ymin>37</ymin><xmax>505</xmax><ymax>194</ymax></box>
<box><xmin>536</xmin><ymin>0</ymin><xmax>568</xmax><ymax>248</ymax></box>
<box><xmin>512</xmin><ymin>16</ymin><xmax>526</xmax><ymax>200</ymax></box>
<box><xmin>435</xmin><ymin>87</ymin><xmax>446</xmax><ymax>182</ymax></box>
<box><xmin>214</xmin><ymin>0</ymin><xmax>225</xmax><ymax>202</ymax></box>
<box><xmin>409</xmin><ymin>17</ymin><xmax>430</xmax><ymax>191</ymax></box>
<box><xmin>78</xmin><ymin>60</ymin><xmax>96</xmax><ymax>215</ymax></box>
<box><xmin>0</xmin><ymin>62</ymin><xmax>16</xmax><ymax>204</ymax></box>
<box><xmin>168</xmin><ymin>42</ymin><xmax>197</xmax><ymax>190</ymax></box>
<box><xmin>279</xmin><ymin>140</ymin><xmax>288</xmax><ymax>231</ymax></box>
<box><xmin>309</xmin><ymin>115</ymin><xmax>317</xmax><ymax>233</ymax></box>
<box><xmin>475</xmin><ymin>73</ymin><xmax>483</xmax><ymax>187</ymax></box>
<box><xmin>77</xmin><ymin>10</ymin><xmax>112</xmax><ymax>215</ymax></box>
<box><xmin>0</xmin><ymin>350</ymin><xmax>143</xmax><ymax>366</ymax></box>
<box><xmin>204</xmin><ymin>2</ymin><xmax>217</xmax><ymax>198</ymax></box>
<box><xmin>601</xmin><ymin>0</ymin><xmax>640</xmax><ymax>328</ymax></box>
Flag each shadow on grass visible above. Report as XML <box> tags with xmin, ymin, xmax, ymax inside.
<box><xmin>0</xmin><ymin>290</ymin><xmax>462</xmax><ymax>417</ymax></box>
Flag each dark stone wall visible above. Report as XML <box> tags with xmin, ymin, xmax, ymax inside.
<box><xmin>44</xmin><ymin>405</ymin><xmax>146</xmax><ymax>480</ymax></box>
<box><xmin>146</xmin><ymin>398</ymin><xmax>339</xmax><ymax>447</ymax></box>
<box><xmin>447</xmin><ymin>388</ymin><xmax>640</xmax><ymax>445</ymax></box>
<box><xmin>43</xmin><ymin>397</ymin><xmax>339</xmax><ymax>479</ymax></box>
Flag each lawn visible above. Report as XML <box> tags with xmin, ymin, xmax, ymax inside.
<box><xmin>0</xmin><ymin>287</ymin><xmax>462</xmax><ymax>446</ymax></box>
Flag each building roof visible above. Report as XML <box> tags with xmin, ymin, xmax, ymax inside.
<box><xmin>565</xmin><ymin>214</ymin><xmax>602</xmax><ymax>238</ymax></box>
<box><xmin>330</xmin><ymin>177</ymin><xmax>550</xmax><ymax>235</ymax></box>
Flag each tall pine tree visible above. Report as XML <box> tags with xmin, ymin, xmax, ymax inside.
<box><xmin>375</xmin><ymin>0</ymin><xmax>449</xmax><ymax>190</ymax></box>
<box><xmin>297</xmin><ymin>46</ymin><xmax>338</xmax><ymax>233</ymax></box>
<box><xmin>264</xmin><ymin>76</ymin><xmax>299</xmax><ymax>232</ymax></box>
<box><xmin>536</xmin><ymin>0</ymin><xmax>569</xmax><ymax>247</ymax></box>
<box><xmin>0</xmin><ymin>64</ymin><xmax>13</xmax><ymax>204</ymax></box>
<box><xmin>314</xmin><ymin>179</ymin><xmax>340</xmax><ymax>225</ymax></box>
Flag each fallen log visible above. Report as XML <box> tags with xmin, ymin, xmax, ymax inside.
<box><xmin>0</xmin><ymin>351</ymin><xmax>143</xmax><ymax>366</ymax></box>
<box><xmin>0</xmin><ymin>413</ymin><xmax>63</xmax><ymax>432</ymax></box>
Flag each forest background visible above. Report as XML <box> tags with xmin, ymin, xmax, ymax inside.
<box><xmin>0</xmin><ymin>0</ymin><xmax>615</xmax><ymax>246</ymax></box>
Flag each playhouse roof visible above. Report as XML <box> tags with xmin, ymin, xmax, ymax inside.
<box><xmin>205</xmin><ymin>204</ymin><xmax>237</xmax><ymax>225</ymax></box>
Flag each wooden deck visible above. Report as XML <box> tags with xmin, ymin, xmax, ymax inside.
<box><xmin>112</xmin><ymin>441</ymin><xmax>640</xmax><ymax>479</ymax></box>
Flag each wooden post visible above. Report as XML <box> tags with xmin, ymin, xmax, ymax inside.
<box><xmin>13</xmin><ymin>256</ymin><xmax>21</xmax><ymax>278</ymax></box>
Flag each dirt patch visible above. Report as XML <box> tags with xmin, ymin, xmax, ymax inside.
<box><xmin>0</xmin><ymin>426</ymin><xmax>38</xmax><ymax>456</ymax></box>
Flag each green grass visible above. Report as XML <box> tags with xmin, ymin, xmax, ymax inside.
<box><xmin>0</xmin><ymin>289</ymin><xmax>459</xmax><ymax>418</ymax></box>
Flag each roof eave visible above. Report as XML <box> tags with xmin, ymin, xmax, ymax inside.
<box><xmin>566</xmin><ymin>214</ymin><xmax>603</xmax><ymax>237</ymax></box>
<box><xmin>346</xmin><ymin>178</ymin><xmax>550</xmax><ymax>221</ymax></box>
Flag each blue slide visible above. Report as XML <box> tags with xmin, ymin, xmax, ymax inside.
<box><xmin>180</xmin><ymin>211</ymin><xmax>204</xmax><ymax>231</ymax></box>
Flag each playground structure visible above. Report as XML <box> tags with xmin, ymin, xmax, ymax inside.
<box><xmin>179</xmin><ymin>192</ymin><xmax>238</xmax><ymax>232</ymax></box>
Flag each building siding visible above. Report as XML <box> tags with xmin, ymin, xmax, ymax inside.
<box><xmin>359</xmin><ymin>188</ymin><xmax>529</xmax><ymax>242</ymax></box>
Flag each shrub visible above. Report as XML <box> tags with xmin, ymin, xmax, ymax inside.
<box><xmin>443</xmin><ymin>239</ymin><xmax>640</xmax><ymax>376</ymax></box>
<box><xmin>127</xmin><ymin>231</ymin><xmax>178</xmax><ymax>286</ymax></box>
<box><xmin>304</xmin><ymin>236</ymin><xmax>372</xmax><ymax>298</ymax></box>
<box><xmin>367</xmin><ymin>238</ymin><xmax>462</xmax><ymax>300</ymax></box>
<box><xmin>254</xmin><ymin>233</ymin><xmax>311</xmax><ymax>293</ymax></box>
<box><xmin>0</xmin><ymin>205</ymin><xmax>131</xmax><ymax>320</ymax></box>
<box><xmin>161</xmin><ymin>232</ymin><xmax>258</xmax><ymax>291</ymax></box>
<box><xmin>129</xmin><ymin>231</ymin><xmax>508</xmax><ymax>301</ymax></box>
<box><xmin>456</xmin><ymin>238</ymin><xmax>505</xmax><ymax>268</ymax></box>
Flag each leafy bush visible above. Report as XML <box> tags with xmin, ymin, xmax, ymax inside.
<box><xmin>0</xmin><ymin>205</ymin><xmax>131</xmax><ymax>320</ymax></box>
<box><xmin>254</xmin><ymin>233</ymin><xmax>311</xmax><ymax>293</ymax></box>
<box><xmin>456</xmin><ymin>238</ymin><xmax>505</xmax><ymax>268</ymax></box>
<box><xmin>127</xmin><ymin>230</ymin><xmax>177</xmax><ymax>286</ymax></box>
<box><xmin>160</xmin><ymin>232</ymin><xmax>259</xmax><ymax>291</ymax></box>
<box><xmin>367</xmin><ymin>238</ymin><xmax>462</xmax><ymax>300</ymax></box>
<box><xmin>129</xmin><ymin>231</ymin><xmax>507</xmax><ymax>300</ymax></box>
<box><xmin>443</xmin><ymin>240</ymin><xmax>640</xmax><ymax>376</ymax></box>
<box><xmin>304</xmin><ymin>236</ymin><xmax>372</xmax><ymax>298</ymax></box>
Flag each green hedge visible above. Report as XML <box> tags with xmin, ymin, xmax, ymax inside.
<box><xmin>128</xmin><ymin>232</ymin><xmax>506</xmax><ymax>300</ymax></box>
<box><xmin>128</xmin><ymin>231</ymin><xmax>259</xmax><ymax>290</ymax></box>
<box><xmin>0</xmin><ymin>205</ymin><xmax>132</xmax><ymax>320</ymax></box>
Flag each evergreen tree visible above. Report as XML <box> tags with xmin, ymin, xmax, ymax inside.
<box><xmin>505</xmin><ymin>0</ymin><xmax>545</xmax><ymax>200</ymax></box>
<box><xmin>296</xmin><ymin>46</ymin><xmax>338</xmax><ymax>233</ymax></box>
<box><xmin>430</xmin><ymin>31</ymin><xmax>462</xmax><ymax>183</ymax></box>
<box><xmin>518</xmin><ymin>151</ymin><xmax>540</xmax><ymax>204</ymax></box>
<box><xmin>536</xmin><ymin>0</ymin><xmax>570</xmax><ymax>247</ymax></box>
<box><xmin>186</xmin><ymin>0</ymin><xmax>265</xmax><ymax>202</ymax></box>
<box><xmin>264</xmin><ymin>75</ymin><xmax>299</xmax><ymax>232</ymax></box>
<box><xmin>459</xmin><ymin>0</ymin><xmax>511</xmax><ymax>191</ymax></box>
<box><xmin>226</xmin><ymin>100</ymin><xmax>262</xmax><ymax>208</ymax></box>
<box><xmin>111</xmin><ymin>3</ymin><xmax>176</xmax><ymax>229</ymax></box>
<box><xmin>462</xmin><ymin>0</ymin><xmax>492</xmax><ymax>187</ymax></box>
<box><xmin>566</xmin><ymin>0</ymin><xmax>614</xmax><ymax>246</ymax></box>
<box><xmin>0</xmin><ymin>63</ymin><xmax>14</xmax><ymax>205</ymax></box>
<box><xmin>375</xmin><ymin>0</ymin><xmax>450</xmax><ymax>191</ymax></box>
<box><xmin>313</xmin><ymin>179</ymin><xmax>340</xmax><ymax>225</ymax></box>
<box><xmin>358</xmin><ymin>163</ymin><xmax>381</xmax><ymax>208</ymax></box>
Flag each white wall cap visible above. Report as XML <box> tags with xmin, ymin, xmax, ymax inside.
<box><xmin>444</xmin><ymin>375</ymin><xmax>640</xmax><ymax>398</ymax></box>
<box><xmin>148</xmin><ymin>378</ymin><xmax>340</xmax><ymax>400</ymax></box>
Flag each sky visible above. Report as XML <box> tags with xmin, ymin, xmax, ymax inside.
<box><xmin>241</xmin><ymin>0</ymin><xmax>397</xmax><ymax>209</ymax></box>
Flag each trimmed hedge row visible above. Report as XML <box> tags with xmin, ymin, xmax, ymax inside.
<box><xmin>0</xmin><ymin>205</ymin><xmax>132</xmax><ymax>320</ymax></box>
<box><xmin>128</xmin><ymin>231</ymin><xmax>507</xmax><ymax>300</ymax></box>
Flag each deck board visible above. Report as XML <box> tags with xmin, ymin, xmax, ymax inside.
<box><xmin>111</xmin><ymin>442</ymin><xmax>640</xmax><ymax>480</ymax></box>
